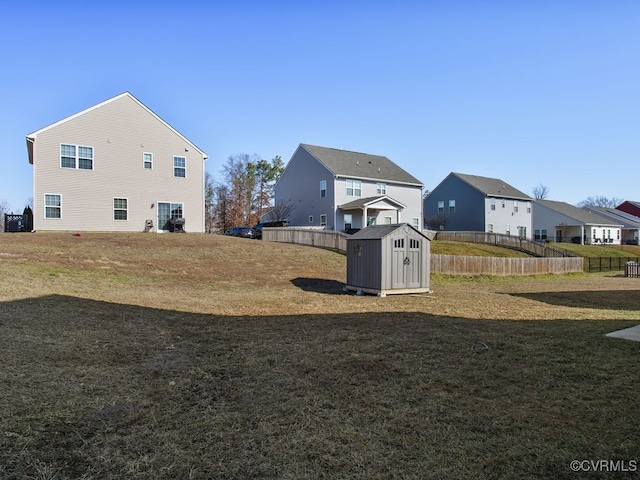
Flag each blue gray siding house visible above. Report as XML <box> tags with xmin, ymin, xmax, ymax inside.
<box><xmin>275</xmin><ymin>144</ymin><xmax>424</xmax><ymax>231</ymax></box>
<box><xmin>424</xmin><ymin>172</ymin><xmax>533</xmax><ymax>239</ymax></box>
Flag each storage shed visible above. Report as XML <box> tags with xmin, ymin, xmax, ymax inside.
<box><xmin>345</xmin><ymin>223</ymin><xmax>431</xmax><ymax>297</ymax></box>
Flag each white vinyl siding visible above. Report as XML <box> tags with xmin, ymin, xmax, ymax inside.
<box><xmin>30</xmin><ymin>93</ymin><xmax>207</xmax><ymax>232</ymax></box>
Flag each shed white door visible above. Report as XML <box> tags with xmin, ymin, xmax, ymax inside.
<box><xmin>392</xmin><ymin>236</ymin><xmax>421</xmax><ymax>289</ymax></box>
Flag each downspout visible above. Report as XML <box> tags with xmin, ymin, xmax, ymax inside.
<box><xmin>333</xmin><ymin>174</ymin><xmax>338</xmax><ymax>231</ymax></box>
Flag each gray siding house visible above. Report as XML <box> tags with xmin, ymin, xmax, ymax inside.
<box><xmin>534</xmin><ymin>200</ymin><xmax>622</xmax><ymax>244</ymax></box>
<box><xmin>275</xmin><ymin>144</ymin><xmax>424</xmax><ymax>231</ymax></box>
<box><xmin>424</xmin><ymin>172</ymin><xmax>533</xmax><ymax>239</ymax></box>
<box><xmin>26</xmin><ymin>92</ymin><xmax>208</xmax><ymax>233</ymax></box>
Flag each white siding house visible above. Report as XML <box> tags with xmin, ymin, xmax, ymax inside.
<box><xmin>534</xmin><ymin>199</ymin><xmax>623</xmax><ymax>244</ymax></box>
<box><xmin>275</xmin><ymin>144</ymin><xmax>424</xmax><ymax>231</ymax></box>
<box><xmin>26</xmin><ymin>92</ymin><xmax>208</xmax><ymax>232</ymax></box>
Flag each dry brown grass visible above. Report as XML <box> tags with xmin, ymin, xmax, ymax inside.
<box><xmin>1</xmin><ymin>233</ymin><xmax>639</xmax><ymax>479</ymax></box>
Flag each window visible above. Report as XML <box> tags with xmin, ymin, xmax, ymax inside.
<box><xmin>437</xmin><ymin>201</ymin><xmax>444</xmax><ymax>214</ymax></box>
<box><xmin>526</xmin><ymin>202</ymin><xmax>531</xmax><ymax>213</ymax></box>
<box><xmin>78</xmin><ymin>146</ymin><xmax>93</xmax><ymax>169</ymax></box>
<box><xmin>346</xmin><ymin>179</ymin><xmax>361</xmax><ymax>197</ymax></box>
<box><xmin>490</xmin><ymin>198</ymin><xmax>496</xmax><ymax>211</ymax></box>
<box><xmin>449</xmin><ymin>200</ymin><xmax>456</xmax><ymax>213</ymax></box>
<box><xmin>501</xmin><ymin>200</ymin><xmax>506</xmax><ymax>208</ymax></box>
<box><xmin>410</xmin><ymin>239</ymin><xmax>420</xmax><ymax>249</ymax></box>
<box><xmin>488</xmin><ymin>224</ymin><xmax>494</xmax><ymax>233</ymax></box>
<box><xmin>320</xmin><ymin>214</ymin><xmax>327</xmax><ymax>227</ymax></box>
<box><xmin>385</xmin><ymin>216</ymin><xmax>392</xmax><ymax>225</ymax></box>
<box><xmin>513</xmin><ymin>201</ymin><xmax>519</xmax><ymax>213</ymax></box>
<box><xmin>143</xmin><ymin>152</ymin><xmax>153</xmax><ymax>170</ymax></box>
<box><xmin>60</xmin><ymin>144</ymin><xmax>93</xmax><ymax>170</ymax></box>
<box><xmin>320</xmin><ymin>180</ymin><xmax>326</xmax><ymax>198</ymax></box>
<box><xmin>394</xmin><ymin>238</ymin><xmax>404</xmax><ymax>248</ymax></box>
<box><xmin>412</xmin><ymin>217</ymin><xmax>420</xmax><ymax>228</ymax></box>
<box><xmin>506</xmin><ymin>224</ymin><xmax>511</xmax><ymax>236</ymax></box>
<box><xmin>377</xmin><ymin>183</ymin><xmax>387</xmax><ymax>195</ymax></box>
<box><xmin>44</xmin><ymin>194</ymin><xmax>61</xmax><ymax>219</ymax></box>
<box><xmin>173</xmin><ymin>156</ymin><xmax>186</xmax><ymax>177</ymax></box>
<box><xmin>113</xmin><ymin>198</ymin><xmax>128</xmax><ymax>221</ymax></box>
<box><xmin>367</xmin><ymin>216</ymin><xmax>376</xmax><ymax>226</ymax></box>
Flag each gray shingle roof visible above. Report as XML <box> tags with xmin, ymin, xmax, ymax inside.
<box><xmin>301</xmin><ymin>144</ymin><xmax>423</xmax><ymax>186</ymax></box>
<box><xmin>585</xmin><ymin>206</ymin><xmax>640</xmax><ymax>228</ymax></box>
<box><xmin>452</xmin><ymin>172</ymin><xmax>531</xmax><ymax>200</ymax></box>
<box><xmin>537</xmin><ymin>199</ymin><xmax>622</xmax><ymax>226</ymax></box>
<box><xmin>348</xmin><ymin>223</ymin><xmax>429</xmax><ymax>240</ymax></box>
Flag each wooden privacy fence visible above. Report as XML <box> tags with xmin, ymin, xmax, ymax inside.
<box><xmin>263</xmin><ymin>228</ymin><xmax>584</xmax><ymax>275</ymax></box>
<box><xmin>263</xmin><ymin>227</ymin><xmax>348</xmax><ymax>252</ymax></box>
<box><xmin>431</xmin><ymin>255</ymin><xmax>584</xmax><ymax>275</ymax></box>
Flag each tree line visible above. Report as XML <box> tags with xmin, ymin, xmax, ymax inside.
<box><xmin>204</xmin><ymin>154</ymin><xmax>286</xmax><ymax>233</ymax></box>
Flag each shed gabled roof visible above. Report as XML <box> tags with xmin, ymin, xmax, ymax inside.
<box><xmin>26</xmin><ymin>92</ymin><xmax>208</xmax><ymax>164</ymax></box>
<box><xmin>537</xmin><ymin>199</ymin><xmax>622</xmax><ymax>226</ymax></box>
<box><xmin>449</xmin><ymin>172</ymin><xmax>531</xmax><ymax>200</ymax></box>
<box><xmin>348</xmin><ymin>223</ymin><xmax>430</xmax><ymax>241</ymax></box>
<box><xmin>300</xmin><ymin>144</ymin><xmax>423</xmax><ymax>186</ymax></box>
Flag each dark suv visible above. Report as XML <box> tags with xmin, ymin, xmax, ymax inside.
<box><xmin>252</xmin><ymin>220</ymin><xmax>289</xmax><ymax>239</ymax></box>
<box><xmin>225</xmin><ymin>227</ymin><xmax>255</xmax><ymax>238</ymax></box>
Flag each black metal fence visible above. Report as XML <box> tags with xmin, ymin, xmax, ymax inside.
<box><xmin>585</xmin><ymin>257</ymin><xmax>640</xmax><ymax>273</ymax></box>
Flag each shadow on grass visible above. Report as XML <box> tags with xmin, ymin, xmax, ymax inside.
<box><xmin>1</xmin><ymin>294</ymin><xmax>639</xmax><ymax>480</ymax></box>
<box><xmin>291</xmin><ymin>277</ymin><xmax>347</xmax><ymax>294</ymax></box>
<box><xmin>508</xmin><ymin>290</ymin><xmax>640</xmax><ymax>311</ymax></box>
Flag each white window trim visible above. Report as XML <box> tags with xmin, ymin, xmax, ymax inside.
<box><xmin>143</xmin><ymin>152</ymin><xmax>153</xmax><ymax>170</ymax></box>
<box><xmin>346</xmin><ymin>179</ymin><xmax>362</xmax><ymax>197</ymax></box>
<box><xmin>320</xmin><ymin>180</ymin><xmax>327</xmax><ymax>198</ymax></box>
<box><xmin>173</xmin><ymin>156</ymin><xmax>186</xmax><ymax>178</ymax></box>
<box><xmin>44</xmin><ymin>193</ymin><xmax>62</xmax><ymax>219</ymax></box>
<box><xmin>60</xmin><ymin>143</ymin><xmax>94</xmax><ymax>170</ymax></box>
<box><xmin>320</xmin><ymin>214</ymin><xmax>327</xmax><ymax>227</ymax></box>
<box><xmin>113</xmin><ymin>197</ymin><xmax>128</xmax><ymax>221</ymax></box>
<box><xmin>376</xmin><ymin>182</ymin><xmax>387</xmax><ymax>195</ymax></box>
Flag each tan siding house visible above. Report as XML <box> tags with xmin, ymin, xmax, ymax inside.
<box><xmin>26</xmin><ymin>92</ymin><xmax>208</xmax><ymax>232</ymax></box>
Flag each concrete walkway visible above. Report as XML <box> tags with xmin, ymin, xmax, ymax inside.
<box><xmin>606</xmin><ymin>325</ymin><xmax>640</xmax><ymax>342</ymax></box>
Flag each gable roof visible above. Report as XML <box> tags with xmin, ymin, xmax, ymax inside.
<box><xmin>348</xmin><ymin>223</ymin><xmax>430</xmax><ymax>241</ymax></box>
<box><xmin>585</xmin><ymin>206</ymin><xmax>640</xmax><ymax>228</ymax></box>
<box><xmin>536</xmin><ymin>199</ymin><xmax>622</xmax><ymax>226</ymax></box>
<box><xmin>300</xmin><ymin>144</ymin><xmax>423</xmax><ymax>186</ymax></box>
<box><xmin>338</xmin><ymin>195</ymin><xmax>407</xmax><ymax>211</ymax></box>
<box><xmin>26</xmin><ymin>92</ymin><xmax>208</xmax><ymax>164</ymax></box>
<box><xmin>448</xmin><ymin>172</ymin><xmax>531</xmax><ymax>200</ymax></box>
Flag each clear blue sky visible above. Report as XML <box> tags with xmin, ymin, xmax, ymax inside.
<box><xmin>2</xmin><ymin>1</ymin><xmax>639</xmax><ymax>212</ymax></box>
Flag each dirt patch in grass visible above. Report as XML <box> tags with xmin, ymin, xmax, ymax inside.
<box><xmin>0</xmin><ymin>233</ymin><xmax>639</xmax><ymax>479</ymax></box>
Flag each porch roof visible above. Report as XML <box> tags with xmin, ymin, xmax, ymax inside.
<box><xmin>338</xmin><ymin>195</ymin><xmax>406</xmax><ymax>211</ymax></box>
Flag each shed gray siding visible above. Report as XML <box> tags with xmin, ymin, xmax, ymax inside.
<box><xmin>346</xmin><ymin>223</ymin><xmax>430</xmax><ymax>296</ymax></box>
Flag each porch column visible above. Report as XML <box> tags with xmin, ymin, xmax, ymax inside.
<box><xmin>363</xmin><ymin>207</ymin><xmax>367</xmax><ymax>227</ymax></box>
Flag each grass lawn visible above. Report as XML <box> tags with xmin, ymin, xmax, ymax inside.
<box><xmin>1</xmin><ymin>233</ymin><xmax>639</xmax><ymax>479</ymax></box>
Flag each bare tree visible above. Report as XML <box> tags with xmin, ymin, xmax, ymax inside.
<box><xmin>204</xmin><ymin>171</ymin><xmax>216</xmax><ymax>233</ymax></box>
<box><xmin>424</xmin><ymin>214</ymin><xmax>449</xmax><ymax>231</ymax></box>
<box><xmin>532</xmin><ymin>184</ymin><xmax>549</xmax><ymax>200</ymax></box>
<box><xmin>262</xmin><ymin>200</ymin><xmax>294</xmax><ymax>222</ymax></box>
<box><xmin>577</xmin><ymin>196</ymin><xmax>624</xmax><ymax>208</ymax></box>
<box><xmin>211</xmin><ymin>183</ymin><xmax>232</xmax><ymax>233</ymax></box>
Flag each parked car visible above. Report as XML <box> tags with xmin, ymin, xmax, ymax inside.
<box><xmin>225</xmin><ymin>227</ymin><xmax>255</xmax><ymax>238</ymax></box>
<box><xmin>252</xmin><ymin>220</ymin><xmax>289</xmax><ymax>239</ymax></box>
